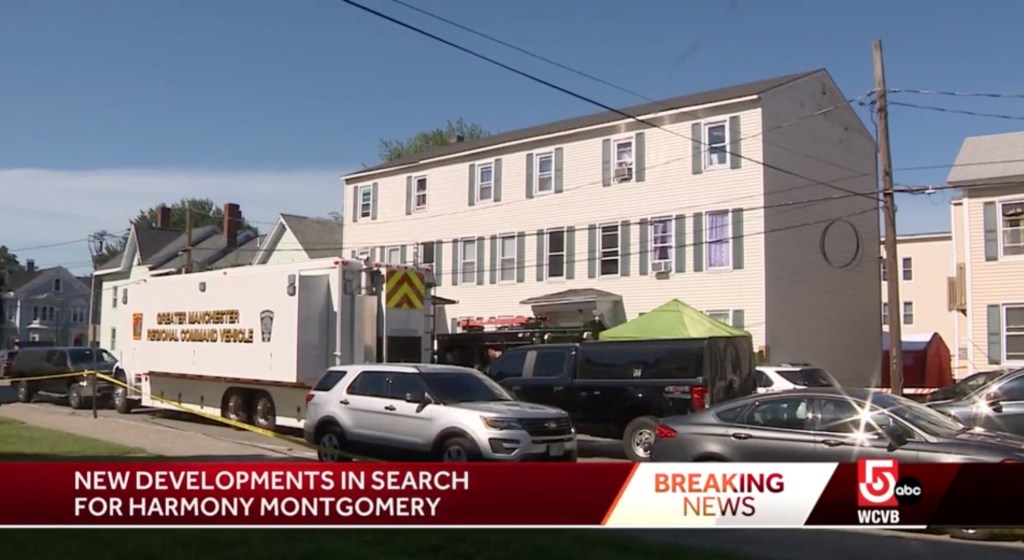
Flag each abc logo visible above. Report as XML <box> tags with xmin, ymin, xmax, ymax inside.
<box><xmin>894</xmin><ymin>477</ymin><xmax>923</xmax><ymax>506</ymax></box>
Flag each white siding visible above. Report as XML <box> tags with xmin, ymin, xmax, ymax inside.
<box><xmin>759</xmin><ymin>73</ymin><xmax>881</xmax><ymax>387</ymax></box>
<box><xmin>880</xmin><ymin>234</ymin><xmax>955</xmax><ymax>356</ymax></box>
<box><xmin>262</xmin><ymin>228</ymin><xmax>308</xmax><ymax>265</ymax></box>
<box><xmin>343</xmin><ymin>105</ymin><xmax>768</xmax><ymax>343</ymax></box>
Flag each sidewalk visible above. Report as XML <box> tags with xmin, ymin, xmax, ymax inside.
<box><xmin>0</xmin><ymin>403</ymin><xmax>314</xmax><ymax>461</ymax></box>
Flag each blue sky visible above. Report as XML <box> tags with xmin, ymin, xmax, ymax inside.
<box><xmin>3</xmin><ymin>0</ymin><xmax>1024</xmax><ymax>272</ymax></box>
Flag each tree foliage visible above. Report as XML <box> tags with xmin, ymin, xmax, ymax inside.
<box><xmin>90</xmin><ymin>198</ymin><xmax>258</xmax><ymax>269</ymax></box>
<box><xmin>0</xmin><ymin>245</ymin><xmax>19</xmax><ymax>268</ymax></box>
<box><xmin>377</xmin><ymin>118</ymin><xmax>490</xmax><ymax>163</ymax></box>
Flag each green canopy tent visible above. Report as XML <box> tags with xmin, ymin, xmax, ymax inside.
<box><xmin>598</xmin><ymin>299</ymin><xmax>750</xmax><ymax>340</ymax></box>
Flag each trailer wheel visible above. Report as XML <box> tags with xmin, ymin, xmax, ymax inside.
<box><xmin>252</xmin><ymin>393</ymin><xmax>276</xmax><ymax>431</ymax></box>
<box><xmin>223</xmin><ymin>390</ymin><xmax>250</xmax><ymax>424</ymax></box>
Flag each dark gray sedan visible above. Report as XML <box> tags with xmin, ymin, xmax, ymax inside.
<box><xmin>650</xmin><ymin>388</ymin><xmax>1024</xmax><ymax>463</ymax></box>
<box><xmin>928</xmin><ymin>368</ymin><xmax>1024</xmax><ymax>436</ymax></box>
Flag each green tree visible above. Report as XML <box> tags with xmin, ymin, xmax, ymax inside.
<box><xmin>378</xmin><ymin>118</ymin><xmax>490</xmax><ymax>163</ymax></box>
<box><xmin>90</xmin><ymin>198</ymin><xmax>258</xmax><ymax>269</ymax></box>
<box><xmin>0</xmin><ymin>245</ymin><xmax>19</xmax><ymax>268</ymax></box>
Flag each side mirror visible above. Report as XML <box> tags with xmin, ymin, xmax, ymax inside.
<box><xmin>884</xmin><ymin>425</ymin><xmax>909</xmax><ymax>451</ymax></box>
<box><xmin>984</xmin><ymin>390</ymin><xmax>1004</xmax><ymax>413</ymax></box>
<box><xmin>409</xmin><ymin>393</ymin><xmax>432</xmax><ymax>413</ymax></box>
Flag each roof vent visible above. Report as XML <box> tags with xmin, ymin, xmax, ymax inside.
<box><xmin>448</xmin><ymin>134</ymin><xmax>464</xmax><ymax>144</ymax></box>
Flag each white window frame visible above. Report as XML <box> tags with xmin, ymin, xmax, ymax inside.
<box><xmin>612</xmin><ymin>138</ymin><xmax>634</xmax><ymax>181</ymax></box>
<box><xmin>880</xmin><ymin>260</ymin><xmax>888</xmax><ymax>282</ymax></box>
<box><xmin>477</xmin><ymin>162</ymin><xmax>494</xmax><ymax>203</ymax></box>
<box><xmin>545</xmin><ymin>228</ymin><xmax>566</xmax><ymax>281</ymax></box>
<box><xmin>705</xmin><ymin>309</ymin><xmax>733</xmax><ymax>325</ymax></box>
<box><xmin>599</xmin><ymin>222</ymin><xmax>620</xmax><ymax>277</ymax></box>
<box><xmin>460</xmin><ymin>238</ymin><xmax>477</xmax><ymax>284</ymax></box>
<box><xmin>358</xmin><ymin>185</ymin><xmax>373</xmax><ymax>219</ymax></box>
<box><xmin>882</xmin><ymin>302</ymin><xmax>889</xmax><ymax>326</ymax></box>
<box><xmin>649</xmin><ymin>216</ymin><xmax>674</xmax><ymax>273</ymax></box>
<box><xmin>413</xmin><ymin>175</ymin><xmax>428</xmax><ymax>212</ymax></box>
<box><xmin>419</xmin><ymin>241</ymin><xmax>435</xmax><ymax>267</ymax></box>
<box><xmin>999</xmin><ymin>199</ymin><xmax>1024</xmax><ymax>258</ymax></box>
<box><xmin>705</xmin><ymin>210</ymin><xmax>732</xmax><ymax>270</ymax></box>
<box><xmin>356</xmin><ymin>248</ymin><xmax>371</xmax><ymax>262</ymax></box>
<box><xmin>385</xmin><ymin>246</ymin><xmax>402</xmax><ymax>264</ymax></box>
<box><xmin>902</xmin><ymin>301</ymin><xmax>914</xmax><ymax>325</ymax></box>
<box><xmin>901</xmin><ymin>257</ymin><xmax>913</xmax><ymax>281</ymax></box>
<box><xmin>498</xmin><ymin>233</ymin><xmax>517</xmax><ymax>284</ymax></box>
<box><xmin>53</xmin><ymin>278</ymin><xmax>61</xmax><ymax>292</ymax></box>
<box><xmin>32</xmin><ymin>306</ymin><xmax>39</xmax><ymax>321</ymax></box>
<box><xmin>535</xmin><ymin>151</ymin><xmax>555</xmax><ymax>195</ymax></box>
<box><xmin>704</xmin><ymin>120</ymin><xmax>729</xmax><ymax>170</ymax></box>
<box><xmin>112</xmin><ymin>286</ymin><xmax>118</xmax><ymax>308</ymax></box>
<box><xmin>1004</xmin><ymin>303</ymin><xmax>1024</xmax><ymax>363</ymax></box>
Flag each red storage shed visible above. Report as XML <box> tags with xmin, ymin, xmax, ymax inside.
<box><xmin>881</xmin><ymin>332</ymin><xmax>954</xmax><ymax>395</ymax></box>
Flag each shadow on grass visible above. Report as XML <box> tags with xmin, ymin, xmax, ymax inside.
<box><xmin>0</xmin><ymin>453</ymin><xmax>313</xmax><ymax>462</ymax></box>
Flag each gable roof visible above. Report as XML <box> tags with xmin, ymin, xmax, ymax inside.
<box><xmin>347</xmin><ymin>70</ymin><xmax>821</xmax><ymax>178</ymax></box>
<box><xmin>209</xmin><ymin>234</ymin><xmax>265</xmax><ymax>269</ymax></box>
<box><xmin>0</xmin><ymin>268</ymin><xmax>42</xmax><ymax>292</ymax></box>
<box><xmin>154</xmin><ymin>228</ymin><xmax>257</xmax><ymax>272</ymax></box>
<box><xmin>279</xmin><ymin>214</ymin><xmax>344</xmax><ymax>259</ymax></box>
<box><xmin>145</xmin><ymin>225</ymin><xmax>219</xmax><ymax>271</ymax></box>
<box><xmin>95</xmin><ymin>225</ymin><xmax>184</xmax><ymax>271</ymax></box>
<box><xmin>947</xmin><ymin>130</ymin><xmax>1024</xmax><ymax>185</ymax></box>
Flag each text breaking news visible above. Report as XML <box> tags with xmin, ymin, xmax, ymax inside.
<box><xmin>0</xmin><ymin>461</ymin><xmax>1020</xmax><ymax>528</ymax></box>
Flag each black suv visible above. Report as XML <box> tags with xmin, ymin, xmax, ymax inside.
<box><xmin>8</xmin><ymin>346</ymin><xmax>117</xmax><ymax>409</ymax></box>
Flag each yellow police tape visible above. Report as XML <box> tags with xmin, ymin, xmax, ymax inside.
<box><xmin>4</xmin><ymin>370</ymin><xmax>379</xmax><ymax>463</ymax></box>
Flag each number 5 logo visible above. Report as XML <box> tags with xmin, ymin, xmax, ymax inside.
<box><xmin>857</xmin><ymin>459</ymin><xmax>898</xmax><ymax>507</ymax></box>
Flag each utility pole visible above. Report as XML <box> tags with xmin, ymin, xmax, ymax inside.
<box><xmin>86</xmin><ymin>233</ymin><xmax>105</xmax><ymax>419</ymax></box>
<box><xmin>874</xmin><ymin>39</ymin><xmax>903</xmax><ymax>396</ymax></box>
<box><xmin>184</xmin><ymin>206</ymin><xmax>193</xmax><ymax>274</ymax></box>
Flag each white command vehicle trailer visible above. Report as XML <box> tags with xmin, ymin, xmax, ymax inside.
<box><xmin>112</xmin><ymin>257</ymin><xmax>435</xmax><ymax>430</ymax></box>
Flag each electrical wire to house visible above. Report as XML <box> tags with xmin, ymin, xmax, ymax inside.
<box><xmin>888</xmin><ymin>101</ymin><xmax>1024</xmax><ymax>122</ymax></box>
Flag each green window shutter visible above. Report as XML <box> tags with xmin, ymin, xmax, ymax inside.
<box><xmin>566</xmin><ymin>227</ymin><xmax>576</xmax><ymax>280</ymax></box>
<box><xmin>634</xmin><ymin>132</ymin><xmax>646</xmax><ymax>182</ymax></box>
<box><xmin>691</xmin><ymin>123</ymin><xmax>703</xmax><ymax>175</ymax></box>
<box><xmin>405</xmin><ymin>177</ymin><xmax>413</xmax><ymax>215</ymax></box>
<box><xmin>619</xmin><ymin>220</ymin><xmax>631</xmax><ymax>277</ymax></box>
<box><xmin>475</xmin><ymin>237</ymin><xmax>485</xmax><ymax>285</ymax></box>
<box><xmin>467</xmin><ymin>164</ymin><xmax>477</xmax><ymax>207</ymax></box>
<box><xmin>638</xmin><ymin>218</ymin><xmax>650</xmax><ymax>276</ymax></box>
<box><xmin>516</xmin><ymin>232</ymin><xmax>526</xmax><ymax>283</ymax></box>
<box><xmin>983</xmin><ymin>202</ymin><xmax>998</xmax><ymax>261</ymax></box>
<box><xmin>732</xmin><ymin>208</ymin><xmax>744</xmax><ymax>270</ymax></box>
<box><xmin>732</xmin><ymin>310</ymin><xmax>745</xmax><ymax>328</ymax></box>
<box><xmin>535</xmin><ymin>228</ymin><xmax>545</xmax><ymax>282</ymax></box>
<box><xmin>493</xmin><ymin>158</ymin><xmax>503</xmax><ymax>202</ymax></box>
<box><xmin>450</xmin><ymin>238</ymin><xmax>459</xmax><ymax>286</ymax></box>
<box><xmin>525</xmin><ymin>153</ymin><xmax>535</xmax><ymax>199</ymax></box>
<box><xmin>370</xmin><ymin>182</ymin><xmax>379</xmax><ymax>220</ymax></box>
<box><xmin>987</xmin><ymin>304</ymin><xmax>1002</xmax><ymax>364</ymax></box>
<box><xmin>674</xmin><ymin>214</ymin><xmax>687</xmax><ymax>273</ymax></box>
<box><xmin>554</xmin><ymin>148</ymin><xmax>564</xmax><ymax>194</ymax></box>
<box><xmin>351</xmin><ymin>186</ymin><xmax>360</xmax><ymax>223</ymax></box>
<box><xmin>729</xmin><ymin>116</ymin><xmax>742</xmax><ymax>169</ymax></box>
<box><xmin>399</xmin><ymin>245</ymin><xmax>407</xmax><ymax>264</ymax></box>
<box><xmin>489</xmin><ymin>235</ymin><xmax>498</xmax><ymax>285</ymax></box>
<box><xmin>587</xmin><ymin>225</ymin><xmax>597</xmax><ymax>278</ymax></box>
<box><xmin>601</xmin><ymin>139</ymin><xmax>612</xmax><ymax>187</ymax></box>
<box><xmin>693</xmin><ymin>212</ymin><xmax>705</xmax><ymax>272</ymax></box>
<box><xmin>433</xmin><ymin>240</ymin><xmax>443</xmax><ymax>287</ymax></box>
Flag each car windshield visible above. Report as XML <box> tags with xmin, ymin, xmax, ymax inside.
<box><xmin>67</xmin><ymin>348</ymin><xmax>116</xmax><ymax>366</ymax></box>
<box><xmin>420</xmin><ymin>369</ymin><xmax>516</xmax><ymax>404</ymax></box>
<box><xmin>777</xmin><ymin>368</ymin><xmax>835</xmax><ymax>387</ymax></box>
<box><xmin>873</xmin><ymin>394</ymin><xmax>966</xmax><ymax>436</ymax></box>
<box><xmin>960</xmin><ymin>369</ymin><xmax>1019</xmax><ymax>401</ymax></box>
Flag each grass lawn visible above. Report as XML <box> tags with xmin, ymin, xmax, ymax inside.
<box><xmin>0</xmin><ymin>416</ymin><xmax>148</xmax><ymax>460</ymax></box>
<box><xmin>0</xmin><ymin>529</ymin><xmax>749</xmax><ymax>560</ymax></box>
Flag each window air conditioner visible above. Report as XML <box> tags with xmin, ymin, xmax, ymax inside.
<box><xmin>652</xmin><ymin>261</ymin><xmax>671</xmax><ymax>273</ymax></box>
<box><xmin>614</xmin><ymin>166</ymin><xmax>633</xmax><ymax>182</ymax></box>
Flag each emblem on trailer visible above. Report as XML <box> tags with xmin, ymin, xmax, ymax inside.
<box><xmin>132</xmin><ymin>314</ymin><xmax>143</xmax><ymax>341</ymax></box>
<box><xmin>260</xmin><ymin>310</ymin><xmax>274</xmax><ymax>342</ymax></box>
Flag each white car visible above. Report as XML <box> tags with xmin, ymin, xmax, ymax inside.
<box><xmin>755</xmin><ymin>364</ymin><xmax>839</xmax><ymax>394</ymax></box>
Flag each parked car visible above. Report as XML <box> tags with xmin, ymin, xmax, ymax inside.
<box><xmin>650</xmin><ymin>388</ymin><xmax>1024</xmax><ymax>463</ymax></box>
<box><xmin>304</xmin><ymin>363</ymin><xmax>577</xmax><ymax>463</ymax></box>
<box><xmin>925</xmin><ymin>368</ymin><xmax>1015</xmax><ymax>403</ymax></box>
<box><xmin>482</xmin><ymin>338</ymin><xmax>757</xmax><ymax>461</ymax></box>
<box><xmin>7</xmin><ymin>346</ymin><xmax>117</xmax><ymax>408</ymax></box>
<box><xmin>928</xmin><ymin>368</ymin><xmax>1024</xmax><ymax>436</ymax></box>
<box><xmin>755</xmin><ymin>364</ymin><xmax>839</xmax><ymax>394</ymax></box>
<box><xmin>0</xmin><ymin>348</ymin><xmax>16</xmax><ymax>378</ymax></box>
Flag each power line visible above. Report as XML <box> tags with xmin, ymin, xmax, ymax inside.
<box><xmin>338</xmin><ymin>0</ymin><xmax>877</xmax><ymax>203</ymax></box>
<box><xmin>10</xmin><ymin>229</ymin><xmax>130</xmax><ymax>253</ymax></box>
<box><xmin>890</xmin><ymin>101</ymin><xmax>1024</xmax><ymax>121</ymax></box>
<box><xmin>888</xmin><ymin>88</ymin><xmax>1024</xmax><ymax>100</ymax></box>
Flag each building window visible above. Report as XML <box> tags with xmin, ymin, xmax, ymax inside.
<box><xmin>1005</xmin><ymin>305</ymin><xmax>1024</xmax><ymax>362</ymax></box>
<box><xmin>413</xmin><ymin>176</ymin><xmax>428</xmax><ymax>211</ymax></box>
<box><xmin>419</xmin><ymin>241</ymin><xmax>435</xmax><ymax>267</ymax></box>
<box><xmin>32</xmin><ymin>306</ymin><xmax>39</xmax><ymax>321</ymax></box>
<box><xmin>356</xmin><ymin>248</ymin><xmax>371</xmax><ymax>262</ymax></box>
<box><xmin>704</xmin><ymin>121</ymin><xmax>729</xmax><ymax>169</ymax></box>
<box><xmin>545</xmin><ymin>229</ymin><xmax>566</xmax><ymax>280</ymax></box>
<box><xmin>705</xmin><ymin>310</ymin><xmax>732</xmax><ymax>325</ymax></box>
<box><xmin>112</xmin><ymin>286</ymin><xmax>118</xmax><ymax>308</ymax></box>
<box><xmin>903</xmin><ymin>301</ymin><xmax>914</xmax><ymax>325</ymax></box>
<box><xmin>880</xmin><ymin>260</ymin><xmax>888</xmax><ymax>282</ymax></box>
<box><xmin>1001</xmin><ymin>201</ymin><xmax>1024</xmax><ymax>257</ymax></box>
<box><xmin>613</xmin><ymin>138</ymin><xmax>633</xmax><ymax>181</ymax></box>
<box><xmin>536</xmin><ymin>152</ymin><xmax>554</xmax><ymax>194</ymax></box>
<box><xmin>499</xmin><ymin>234</ymin><xmax>517</xmax><ymax>283</ymax></box>
<box><xmin>882</xmin><ymin>302</ymin><xmax>889</xmax><ymax>326</ymax></box>
<box><xmin>706</xmin><ymin>211</ymin><xmax>732</xmax><ymax>269</ymax></box>
<box><xmin>477</xmin><ymin>163</ymin><xmax>494</xmax><ymax>202</ymax></box>
<box><xmin>600</xmin><ymin>223</ymin><xmax>620</xmax><ymax>276</ymax></box>
<box><xmin>53</xmin><ymin>278</ymin><xmax>62</xmax><ymax>292</ymax></box>
<box><xmin>650</xmin><ymin>217</ymin><xmax>673</xmax><ymax>272</ymax></box>
<box><xmin>460</xmin><ymin>238</ymin><xmax>477</xmax><ymax>284</ymax></box>
<box><xmin>359</xmin><ymin>185</ymin><xmax>373</xmax><ymax>219</ymax></box>
<box><xmin>902</xmin><ymin>257</ymin><xmax>913</xmax><ymax>281</ymax></box>
<box><xmin>385</xmin><ymin>246</ymin><xmax>402</xmax><ymax>264</ymax></box>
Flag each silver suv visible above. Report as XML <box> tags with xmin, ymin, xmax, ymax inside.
<box><xmin>304</xmin><ymin>363</ymin><xmax>577</xmax><ymax>462</ymax></box>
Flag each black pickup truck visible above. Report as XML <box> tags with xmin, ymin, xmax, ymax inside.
<box><xmin>483</xmin><ymin>337</ymin><xmax>757</xmax><ymax>461</ymax></box>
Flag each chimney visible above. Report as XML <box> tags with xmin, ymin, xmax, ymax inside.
<box><xmin>448</xmin><ymin>134</ymin><xmax>464</xmax><ymax>144</ymax></box>
<box><xmin>156</xmin><ymin>205</ymin><xmax>171</xmax><ymax>229</ymax></box>
<box><xmin>223</xmin><ymin>203</ymin><xmax>240</xmax><ymax>249</ymax></box>
<box><xmin>26</xmin><ymin>259</ymin><xmax>35</xmax><ymax>273</ymax></box>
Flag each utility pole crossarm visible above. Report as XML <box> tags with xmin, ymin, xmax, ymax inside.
<box><xmin>873</xmin><ymin>39</ymin><xmax>904</xmax><ymax>396</ymax></box>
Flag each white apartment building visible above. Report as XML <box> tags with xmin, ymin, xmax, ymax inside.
<box><xmin>880</xmin><ymin>233</ymin><xmax>955</xmax><ymax>355</ymax></box>
<box><xmin>341</xmin><ymin>70</ymin><xmax>882</xmax><ymax>386</ymax></box>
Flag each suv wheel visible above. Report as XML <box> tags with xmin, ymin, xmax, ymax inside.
<box><xmin>16</xmin><ymin>382</ymin><xmax>34</xmax><ymax>403</ymax></box>
<box><xmin>439</xmin><ymin>436</ymin><xmax>479</xmax><ymax>462</ymax></box>
<box><xmin>113</xmin><ymin>385</ymin><xmax>135</xmax><ymax>414</ymax></box>
<box><xmin>315</xmin><ymin>426</ymin><xmax>353</xmax><ymax>463</ymax></box>
<box><xmin>623</xmin><ymin>416</ymin><xmax>658</xmax><ymax>462</ymax></box>
<box><xmin>68</xmin><ymin>384</ymin><xmax>85</xmax><ymax>410</ymax></box>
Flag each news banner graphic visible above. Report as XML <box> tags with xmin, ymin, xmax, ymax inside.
<box><xmin>0</xmin><ymin>461</ymin><xmax>1021</xmax><ymax>528</ymax></box>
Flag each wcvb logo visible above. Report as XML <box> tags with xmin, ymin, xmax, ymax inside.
<box><xmin>857</xmin><ymin>459</ymin><xmax>922</xmax><ymax>508</ymax></box>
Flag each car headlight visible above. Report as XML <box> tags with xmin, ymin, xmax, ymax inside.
<box><xmin>482</xmin><ymin>416</ymin><xmax>523</xmax><ymax>430</ymax></box>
